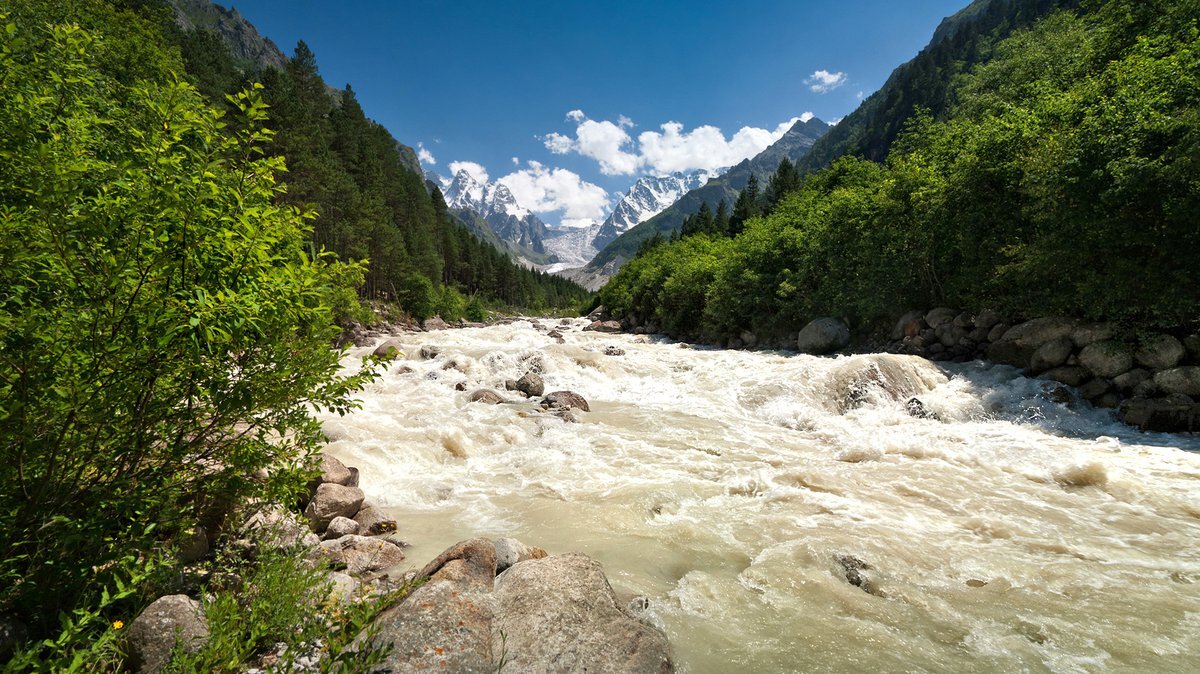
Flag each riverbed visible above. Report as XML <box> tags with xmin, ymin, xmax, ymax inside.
<box><xmin>319</xmin><ymin>318</ymin><xmax>1200</xmax><ymax>673</ymax></box>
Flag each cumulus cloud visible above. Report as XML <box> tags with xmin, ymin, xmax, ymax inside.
<box><xmin>806</xmin><ymin>70</ymin><xmax>847</xmax><ymax>93</ymax></box>
<box><xmin>543</xmin><ymin>110</ymin><xmax>811</xmax><ymax>176</ymax></box>
<box><xmin>417</xmin><ymin>143</ymin><xmax>436</xmax><ymax>165</ymax></box>
<box><xmin>497</xmin><ymin>161</ymin><xmax>610</xmax><ymax>228</ymax></box>
<box><xmin>448</xmin><ymin>160</ymin><xmax>489</xmax><ymax>184</ymax></box>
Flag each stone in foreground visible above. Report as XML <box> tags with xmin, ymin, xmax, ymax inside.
<box><xmin>126</xmin><ymin>595</ymin><xmax>209</xmax><ymax>674</ymax></box>
<box><xmin>796</xmin><ymin>317</ymin><xmax>850</xmax><ymax>355</ymax></box>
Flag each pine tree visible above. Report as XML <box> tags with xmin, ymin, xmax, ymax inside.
<box><xmin>729</xmin><ymin>174</ymin><xmax>761</xmax><ymax>235</ymax></box>
<box><xmin>765</xmin><ymin>158</ymin><xmax>802</xmax><ymax>208</ymax></box>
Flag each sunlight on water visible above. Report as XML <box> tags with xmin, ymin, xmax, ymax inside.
<box><xmin>319</xmin><ymin>319</ymin><xmax>1200</xmax><ymax>673</ymax></box>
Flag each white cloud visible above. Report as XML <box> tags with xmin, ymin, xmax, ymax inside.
<box><xmin>511</xmin><ymin>156</ymin><xmax>520</xmax><ymax>166</ymax></box>
<box><xmin>543</xmin><ymin>110</ymin><xmax>811</xmax><ymax>177</ymax></box>
<box><xmin>806</xmin><ymin>70</ymin><xmax>847</xmax><ymax>93</ymax></box>
<box><xmin>856</xmin><ymin>91</ymin><xmax>865</xmax><ymax>99</ymax></box>
<box><xmin>417</xmin><ymin>143</ymin><xmax>436</xmax><ymax>165</ymax></box>
<box><xmin>448</xmin><ymin>160</ymin><xmax>489</xmax><ymax>184</ymax></box>
<box><xmin>497</xmin><ymin>161</ymin><xmax>610</xmax><ymax>228</ymax></box>
<box><xmin>799</xmin><ymin>112</ymin><xmax>815</xmax><ymax>123</ymax></box>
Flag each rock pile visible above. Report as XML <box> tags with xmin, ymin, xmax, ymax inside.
<box><xmin>887</xmin><ymin>308</ymin><xmax>1200</xmax><ymax>431</ymax></box>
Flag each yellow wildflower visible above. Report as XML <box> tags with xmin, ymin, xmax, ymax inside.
<box><xmin>112</xmin><ymin>620</ymin><xmax>124</xmax><ymax>630</ymax></box>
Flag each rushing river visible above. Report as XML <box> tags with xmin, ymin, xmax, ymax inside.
<box><xmin>318</xmin><ymin>319</ymin><xmax>1200</xmax><ymax>673</ymax></box>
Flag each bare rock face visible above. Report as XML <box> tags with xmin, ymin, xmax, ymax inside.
<box><xmin>796</xmin><ymin>317</ymin><xmax>850</xmax><ymax>355</ymax></box>
<box><xmin>304</xmin><ymin>483</ymin><xmax>365</xmax><ymax>532</ymax></box>
<box><xmin>542</xmin><ymin>390</ymin><xmax>591</xmax><ymax>412</ymax></box>
<box><xmin>318</xmin><ymin>534</ymin><xmax>405</xmax><ymax>575</ymax></box>
<box><xmin>366</xmin><ymin>540</ymin><xmax>673</xmax><ymax>674</ymax></box>
<box><xmin>126</xmin><ymin>595</ymin><xmax>210</xmax><ymax>673</ymax></box>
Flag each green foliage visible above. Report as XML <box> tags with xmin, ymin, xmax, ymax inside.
<box><xmin>603</xmin><ymin>1</ymin><xmax>1200</xmax><ymax>342</ymax></box>
<box><xmin>437</xmin><ymin>285</ymin><xmax>468</xmax><ymax>322</ymax></box>
<box><xmin>465</xmin><ymin>295</ymin><xmax>489</xmax><ymax>323</ymax></box>
<box><xmin>0</xmin><ymin>11</ymin><xmax>376</xmax><ymax>647</ymax></box>
<box><xmin>395</xmin><ymin>273</ymin><xmax>438</xmax><ymax>322</ymax></box>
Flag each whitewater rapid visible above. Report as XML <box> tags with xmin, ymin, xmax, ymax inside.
<box><xmin>318</xmin><ymin>319</ymin><xmax>1200</xmax><ymax>673</ymax></box>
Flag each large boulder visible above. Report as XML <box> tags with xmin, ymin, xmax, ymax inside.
<box><xmin>825</xmin><ymin>354</ymin><xmax>949</xmax><ymax>412</ymax></box>
<box><xmin>1135</xmin><ymin>334</ymin><xmax>1185</xmax><ymax>371</ymax></box>
<box><xmin>318</xmin><ymin>534</ymin><xmax>406</xmax><ymax>575</ymax></box>
<box><xmin>1079</xmin><ymin>340</ymin><xmax>1133</xmax><ymax>379</ymax></box>
<box><xmin>1028</xmin><ymin>337</ymin><xmax>1074</xmax><ymax>374</ymax></box>
<box><xmin>986</xmin><ymin>317</ymin><xmax>1077</xmax><ymax>369</ymax></box>
<box><xmin>424</xmin><ymin>316</ymin><xmax>450</xmax><ymax>330</ymax></box>
<box><xmin>468</xmin><ymin>389</ymin><xmax>504</xmax><ymax>404</ymax></box>
<box><xmin>796</xmin><ymin>318</ymin><xmax>850</xmax><ymax>355</ymax></box>
<box><xmin>974</xmin><ymin>309</ymin><xmax>1003</xmax><ymax>330</ymax></box>
<box><xmin>1153</xmin><ymin>366</ymin><xmax>1200</xmax><ymax>396</ymax></box>
<box><xmin>372</xmin><ymin>339</ymin><xmax>403</xmax><ymax>359</ymax></box>
<box><xmin>126</xmin><ymin>595</ymin><xmax>210</xmax><ymax>674</ymax></box>
<box><xmin>542</xmin><ymin>390</ymin><xmax>591</xmax><ymax>412</ymax></box>
<box><xmin>1071</xmin><ymin>322</ymin><xmax>1115</xmax><ymax>348</ymax></box>
<box><xmin>241</xmin><ymin>506</ymin><xmax>319</xmax><ymax>550</ymax></box>
<box><xmin>890</xmin><ymin>310</ymin><xmax>926</xmax><ymax>341</ymax></box>
<box><xmin>353</xmin><ymin>504</ymin><xmax>398</xmax><ymax>535</ymax></box>
<box><xmin>924</xmin><ymin>307</ymin><xmax>958</xmax><ymax>329</ymax></box>
<box><xmin>585</xmin><ymin>320</ymin><xmax>623</xmax><ymax>333</ymax></box>
<box><xmin>516</xmin><ymin>372</ymin><xmax>545</xmax><ymax>397</ymax></box>
<box><xmin>304</xmin><ymin>483</ymin><xmax>365</xmax><ymax>532</ymax></box>
<box><xmin>317</xmin><ymin>453</ymin><xmax>354</xmax><ymax>486</ymax></box>
<box><xmin>323</xmin><ymin>516</ymin><xmax>360</xmax><ymax>540</ymax></box>
<box><xmin>492</xmin><ymin>553</ymin><xmax>674</xmax><ymax>673</ymax></box>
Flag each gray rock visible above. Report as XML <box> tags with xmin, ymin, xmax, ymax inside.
<box><xmin>974</xmin><ymin>309</ymin><xmax>1003</xmax><ymax>330</ymax></box>
<box><xmin>968</xmin><ymin>326</ymin><xmax>991</xmax><ymax>343</ymax></box>
<box><xmin>126</xmin><ymin>595</ymin><xmax>209</xmax><ymax>674</ymax></box>
<box><xmin>952</xmin><ymin>312</ymin><xmax>974</xmax><ymax>328</ymax></box>
<box><xmin>504</xmin><ymin>379</ymin><xmax>519</xmax><ymax>391</ymax></box>
<box><xmin>372</xmin><ymin>339</ymin><xmax>404</xmax><ymax>359</ymax></box>
<box><xmin>418</xmin><ymin>345</ymin><xmax>441</xmax><ymax>360</ymax></box>
<box><xmin>796</xmin><ymin>317</ymin><xmax>850</xmax><ymax>355</ymax></box>
<box><xmin>1071</xmin><ymin>322</ymin><xmax>1115</xmax><ymax>348</ymax></box>
<box><xmin>1078</xmin><ymin>378</ymin><xmax>1111</xmax><ymax>400</ymax></box>
<box><xmin>1029</xmin><ymin>337</ymin><xmax>1074</xmax><ymax>374</ymax></box>
<box><xmin>318</xmin><ymin>453</ymin><xmax>353</xmax><ymax>486</ymax></box>
<box><xmin>584</xmin><ymin>320</ymin><xmax>623</xmax><ymax>333</ymax></box>
<box><xmin>516</xmin><ymin>372</ymin><xmax>545</xmax><ymax>397</ymax></box>
<box><xmin>924</xmin><ymin>307</ymin><xmax>958</xmax><ymax>329</ymax></box>
<box><xmin>318</xmin><ymin>534</ymin><xmax>406</xmax><ymax>575</ymax></box>
<box><xmin>1119</xmin><ymin>397</ymin><xmax>1200</xmax><ymax>432</ymax></box>
<box><xmin>891</xmin><ymin>310</ymin><xmax>927</xmax><ymax>341</ymax></box>
<box><xmin>353</xmin><ymin>504</ymin><xmax>398</xmax><ymax>535</ymax></box>
<box><xmin>936</xmin><ymin>323</ymin><xmax>966</xmax><ymax>348</ymax></box>
<box><xmin>1183</xmin><ymin>334</ymin><xmax>1200</xmax><ymax>362</ymax></box>
<box><xmin>241</xmin><ymin>506</ymin><xmax>313</xmax><ymax>550</ymax></box>
<box><xmin>739</xmin><ymin>330</ymin><xmax>758</xmax><ymax>348</ymax></box>
<box><xmin>1038</xmin><ymin>366</ymin><xmax>1091</xmax><ymax>387</ymax></box>
<box><xmin>345</xmin><ymin>466</ymin><xmax>360</xmax><ymax>488</ymax></box>
<box><xmin>604</xmin><ymin>345</ymin><xmax>626</xmax><ymax>356</ymax></box>
<box><xmin>492</xmin><ymin>553</ymin><xmax>674</xmax><ymax>674</ymax></box>
<box><xmin>542</xmin><ymin>390</ymin><xmax>591</xmax><ymax>412</ymax></box>
<box><xmin>987</xmin><ymin>317</ymin><xmax>1077</xmax><ymax>369</ymax></box>
<box><xmin>1135</xmin><ymin>334</ymin><xmax>1185</xmax><ymax>371</ymax></box>
<box><xmin>493</xmin><ymin>537</ymin><xmax>549</xmax><ymax>573</ymax></box>
<box><xmin>987</xmin><ymin>323</ymin><xmax>1010</xmax><ymax>343</ymax></box>
<box><xmin>304</xmin><ymin>483</ymin><xmax>365</xmax><ymax>532</ymax></box>
<box><xmin>587</xmin><ymin>305</ymin><xmax>607</xmax><ymax>321</ymax></box>
<box><xmin>1113</xmin><ymin>368</ymin><xmax>1152</xmax><ymax>392</ymax></box>
<box><xmin>424</xmin><ymin>316</ymin><xmax>450</xmax><ymax>330</ymax></box>
<box><xmin>1133</xmin><ymin>378</ymin><xmax>1161</xmax><ymax>398</ymax></box>
<box><xmin>323</xmin><ymin>516</ymin><xmax>360</xmax><ymax>540</ymax></box>
<box><xmin>1079</xmin><ymin>340</ymin><xmax>1133</xmax><ymax>378</ymax></box>
<box><xmin>548</xmin><ymin>329</ymin><xmax>564</xmax><ymax>339</ymax></box>
<box><xmin>326</xmin><ymin>571</ymin><xmax>359</xmax><ymax>604</ymax></box>
<box><xmin>468</xmin><ymin>389</ymin><xmax>504</xmax><ymax>404</ymax></box>
<box><xmin>1153</xmin><ymin>366</ymin><xmax>1200</xmax><ymax>396</ymax></box>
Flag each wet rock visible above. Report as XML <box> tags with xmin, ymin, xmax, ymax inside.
<box><xmin>319</xmin><ymin>534</ymin><xmax>406</xmax><ymax>575</ymax></box>
<box><xmin>924</xmin><ymin>307</ymin><xmax>958</xmax><ymax>329</ymax></box>
<box><xmin>585</xmin><ymin>320</ymin><xmax>623</xmax><ymax>333</ymax></box>
<box><xmin>1135</xmin><ymin>334</ymin><xmax>1185</xmax><ymax>371</ymax></box>
<box><xmin>455</xmin><ymin>381</ymin><xmax>467</xmax><ymax>391</ymax></box>
<box><xmin>468</xmin><ymin>389</ymin><xmax>504</xmax><ymax>404</ymax></box>
<box><xmin>587</xmin><ymin>305</ymin><xmax>607</xmax><ymax>321</ymax></box>
<box><xmin>353</xmin><ymin>504</ymin><xmax>398</xmax><ymax>535</ymax></box>
<box><xmin>905</xmin><ymin>397</ymin><xmax>934</xmax><ymax>419</ymax></box>
<box><xmin>827</xmin><ymin>355</ymin><xmax>948</xmax><ymax>412</ymax></box>
<box><xmin>317</xmin><ymin>453</ymin><xmax>353</xmax><ymax>486</ymax></box>
<box><xmin>516</xmin><ymin>372</ymin><xmax>545</xmax><ymax>397</ymax></box>
<box><xmin>1079</xmin><ymin>340</ymin><xmax>1133</xmax><ymax>378</ymax></box>
<box><xmin>1028</xmin><ymin>337</ymin><xmax>1073</xmax><ymax>374</ymax></box>
<box><xmin>542</xmin><ymin>390</ymin><xmax>591</xmax><ymax>412</ymax></box>
<box><xmin>987</xmin><ymin>317</ymin><xmax>1077</xmax><ymax>369</ymax></box>
<box><xmin>493</xmin><ymin>537</ymin><xmax>549</xmax><ymax>573</ymax></box>
<box><xmin>126</xmin><ymin>595</ymin><xmax>210</xmax><ymax>673</ymax></box>
<box><xmin>1153</xmin><ymin>366</ymin><xmax>1200</xmax><ymax>396</ymax></box>
<box><xmin>1078</xmin><ymin>378</ymin><xmax>1111</xmax><ymax>400</ymax></box>
<box><xmin>493</xmin><ymin>553</ymin><xmax>674</xmax><ymax>673</ymax></box>
<box><xmin>304</xmin><ymin>483</ymin><xmax>365</xmax><ymax>532</ymax></box>
<box><xmin>504</xmin><ymin>379</ymin><xmax>520</xmax><ymax>391</ymax></box>
<box><xmin>548</xmin><ymin>329</ymin><xmax>564</xmax><ymax>339</ymax></box>
<box><xmin>418</xmin><ymin>345</ymin><xmax>441</xmax><ymax>360</ymax></box>
<box><xmin>554</xmin><ymin>409</ymin><xmax>580</xmax><ymax>423</ymax></box>
<box><xmin>1040</xmin><ymin>382</ymin><xmax>1073</xmax><ymax>404</ymax></box>
<box><xmin>1071</xmin><ymin>322</ymin><xmax>1115</xmax><ymax>348</ymax></box>
<box><xmin>323</xmin><ymin>516</ymin><xmax>360</xmax><ymax>540</ymax></box>
<box><xmin>796</xmin><ymin>317</ymin><xmax>850</xmax><ymax>355</ymax></box>
<box><xmin>1119</xmin><ymin>397</ymin><xmax>1200</xmax><ymax>432</ymax></box>
<box><xmin>1038</xmin><ymin>366</ymin><xmax>1091</xmax><ymax>387</ymax></box>
<box><xmin>833</xmin><ymin>554</ymin><xmax>879</xmax><ymax>596</ymax></box>
<box><xmin>372</xmin><ymin>339</ymin><xmax>404</xmax><ymax>359</ymax></box>
<box><xmin>604</xmin><ymin>345</ymin><xmax>626</xmax><ymax>356</ymax></box>
<box><xmin>891</xmin><ymin>310</ymin><xmax>927</xmax><ymax>340</ymax></box>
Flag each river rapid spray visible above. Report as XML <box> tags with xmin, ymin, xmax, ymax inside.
<box><xmin>318</xmin><ymin>319</ymin><xmax>1200</xmax><ymax>673</ymax></box>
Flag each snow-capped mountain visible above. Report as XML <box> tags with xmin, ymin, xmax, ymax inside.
<box><xmin>438</xmin><ymin>168</ymin><xmax>551</xmax><ymax>260</ymax></box>
<box><xmin>593</xmin><ymin>168</ymin><xmax>725</xmax><ymax>251</ymax></box>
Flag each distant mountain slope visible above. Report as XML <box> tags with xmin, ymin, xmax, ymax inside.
<box><xmin>168</xmin><ymin>0</ymin><xmax>287</xmax><ymax>70</ymax></box>
<box><xmin>585</xmin><ymin>117</ymin><xmax>830</xmax><ymax>274</ymax></box>
<box><xmin>593</xmin><ymin>168</ymin><xmax>725</xmax><ymax>252</ymax></box>
<box><xmin>440</xmin><ymin>168</ymin><xmax>555</xmax><ymax>265</ymax></box>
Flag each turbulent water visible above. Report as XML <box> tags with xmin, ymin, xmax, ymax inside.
<box><xmin>319</xmin><ymin>319</ymin><xmax>1200</xmax><ymax>673</ymax></box>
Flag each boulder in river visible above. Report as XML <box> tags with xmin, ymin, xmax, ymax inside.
<box><xmin>323</xmin><ymin>516</ymin><xmax>360</xmax><ymax>540</ymax></box>
<box><xmin>1028</xmin><ymin>337</ymin><xmax>1073</xmax><ymax>374</ymax></box>
<box><xmin>371</xmin><ymin>339</ymin><xmax>403</xmax><ymax>359</ymax></box>
<box><xmin>353</xmin><ymin>504</ymin><xmax>398</xmax><ymax>535</ymax></box>
<box><xmin>126</xmin><ymin>595</ymin><xmax>209</xmax><ymax>674</ymax></box>
<box><xmin>796</xmin><ymin>317</ymin><xmax>850</xmax><ymax>355</ymax></box>
<box><xmin>316</xmin><ymin>453</ymin><xmax>354</xmax><ymax>486</ymax></box>
<box><xmin>318</xmin><ymin>534</ymin><xmax>405</xmax><ymax>575</ymax></box>
<box><xmin>1119</xmin><ymin>397</ymin><xmax>1200</xmax><ymax>432</ymax></box>
<box><xmin>304</xmin><ymin>483</ymin><xmax>365</xmax><ymax>532</ymax></box>
<box><xmin>1038</xmin><ymin>366</ymin><xmax>1091</xmax><ymax>388</ymax></box>
<box><xmin>419</xmin><ymin>345</ymin><xmax>441</xmax><ymax>360</ymax></box>
<box><xmin>1153</xmin><ymin>366</ymin><xmax>1200</xmax><ymax>396</ymax></box>
<box><xmin>987</xmin><ymin>317</ymin><xmax>1077</xmax><ymax>369</ymax></box>
<box><xmin>604</xmin><ymin>345</ymin><xmax>626</xmax><ymax>356</ymax></box>
<box><xmin>826</xmin><ymin>354</ymin><xmax>948</xmax><ymax>412</ymax></box>
<box><xmin>1078</xmin><ymin>340</ymin><xmax>1133</xmax><ymax>378</ymax></box>
<box><xmin>468</xmin><ymin>389</ymin><xmax>504</xmax><ymax>404</ymax></box>
<box><xmin>585</xmin><ymin>320</ymin><xmax>623</xmax><ymax>333</ymax></box>
<box><xmin>516</xmin><ymin>372</ymin><xmax>545</xmax><ymax>397</ymax></box>
<box><xmin>542</xmin><ymin>390</ymin><xmax>591</xmax><ymax>412</ymax></box>
<box><xmin>1135</xmin><ymin>334</ymin><xmax>1185</xmax><ymax>371</ymax></box>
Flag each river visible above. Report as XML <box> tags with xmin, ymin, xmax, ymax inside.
<box><xmin>318</xmin><ymin>318</ymin><xmax>1200</xmax><ymax>673</ymax></box>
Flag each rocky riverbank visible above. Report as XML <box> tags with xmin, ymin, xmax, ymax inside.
<box><xmin>123</xmin><ymin>451</ymin><xmax>673</xmax><ymax>672</ymax></box>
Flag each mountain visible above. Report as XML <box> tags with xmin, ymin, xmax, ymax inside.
<box><xmin>583</xmin><ymin>117</ymin><xmax>831</xmax><ymax>279</ymax></box>
<box><xmin>441</xmin><ymin>169</ymin><xmax>555</xmax><ymax>265</ymax></box>
<box><xmin>594</xmin><ymin>169</ymin><xmax>724</xmax><ymax>251</ymax></box>
<box><xmin>167</xmin><ymin>0</ymin><xmax>287</xmax><ymax>70</ymax></box>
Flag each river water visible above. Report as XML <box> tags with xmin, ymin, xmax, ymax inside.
<box><xmin>319</xmin><ymin>319</ymin><xmax>1200</xmax><ymax>673</ymax></box>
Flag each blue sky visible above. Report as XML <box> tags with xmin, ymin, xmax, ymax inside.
<box><xmin>230</xmin><ymin>0</ymin><xmax>970</xmax><ymax>226</ymax></box>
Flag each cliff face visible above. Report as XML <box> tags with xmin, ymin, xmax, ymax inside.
<box><xmin>168</xmin><ymin>0</ymin><xmax>288</xmax><ymax>71</ymax></box>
